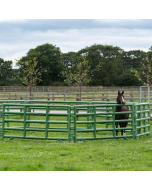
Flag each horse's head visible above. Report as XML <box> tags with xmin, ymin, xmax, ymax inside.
<box><xmin>116</xmin><ymin>91</ymin><xmax>125</xmax><ymax>105</ymax></box>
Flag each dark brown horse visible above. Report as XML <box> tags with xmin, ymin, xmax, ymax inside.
<box><xmin>115</xmin><ymin>91</ymin><xmax>129</xmax><ymax>136</ymax></box>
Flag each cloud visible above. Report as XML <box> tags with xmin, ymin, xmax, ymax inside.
<box><xmin>3</xmin><ymin>29</ymin><xmax>151</xmax><ymax>56</ymax></box>
<box><xmin>1</xmin><ymin>19</ymin><xmax>152</xmax><ymax>67</ymax></box>
<box><xmin>95</xmin><ymin>19</ymin><xmax>152</xmax><ymax>30</ymax></box>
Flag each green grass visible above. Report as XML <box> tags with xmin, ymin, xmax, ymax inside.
<box><xmin>0</xmin><ymin>135</ymin><xmax>152</xmax><ymax>171</ymax></box>
<box><xmin>0</xmin><ymin>124</ymin><xmax>152</xmax><ymax>171</ymax></box>
<box><xmin>0</xmin><ymin>104</ymin><xmax>152</xmax><ymax>171</ymax></box>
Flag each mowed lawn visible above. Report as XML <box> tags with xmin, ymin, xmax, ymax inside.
<box><xmin>0</xmin><ymin>125</ymin><xmax>152</xmax><ymax>171</ymax></box>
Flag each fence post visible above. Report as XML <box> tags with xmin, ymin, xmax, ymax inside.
<box><xmin>148</xmin><ymin>103</ymin><xmax>151</xmax><ymax>134</ymax></box>
<box><xmin>93</xmin><ymin>88</ymin><xmax>94</xmax><ymax>101</ymax></box>
<box><xmin>76</xmin><ymin>94</ymin><xmax>79</xmax><ymax>120</ymax></box>
<box><xmin>45</xmin><ymin>106</ymin><xmax>49</xmax><ymax>139</ymax></box>
<box><xmin>74</xmin><ymin>106</ymin><xmax>77</xmax><ymax>143</ymax></box>
<box><xmin>67</xmin><ymin>106</ymin><xmax>71</xmax><ymax>142</ymax></box>
<box><xmin>2</xmin><ymin>104</ymin><xmax>5</xmax><ymax>141</ymax></box>
<box><xmin>64</xmin><ymin>92</ymin><xmax>65</xmax><ymax>101</ymax></box>
<box><xmin>93</xmin><ymin>106</ymin><xmax>96</xmax><ymax>139</ymax></box>
<box><xmin>132</xmin><ymin>88</ymin><xmax>134</xmax><ymax>101</ymax></box>
<box><xmin>144</xmin><ymin>90</ymin><xmax>146</xmax><ymax>102</ymax></box>
<box><xmin>20</xmin><ymin>97</ymin><xmax>23</xmax><ymax>118</ymax></box>
<box><xmin>48</xmin><ymin>93</ymin><xmax>50</xmax><ymax>101</ymax></box>
<box><xmin>76</xmin><ymin>93</ymin><xmax>79</xmax><ymax>101</ymax></box>
<box><xmin>130</xmin><ymin>94</ymin><xmax>133</xmax><ymax>102</ymax></box>
<box><xmin>23</xmin><ymin>105</ymin><xmax>27</xmax><ymax>138</ymax></box>
<box><xmin>102</xmin><ymin>94</ymin><xmax>104</xmax><ymax>101</ymax></box>
<box><xmin>131</xmin><ymin>104</ymin><xmax>135</xmax><ymax>139</ymax></box>
<box><xmin>112</xmin><ymin>106</ymin><xmax>115</xmax><ymax>138</ymax></box>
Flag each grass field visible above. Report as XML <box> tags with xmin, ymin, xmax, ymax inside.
<box><xmin>0</xmin><ymin>120</ymin><xmax>152</xmax><ymax>171</ymax></box>
<box><xmin>0</xmin><ymin>95</ymin><xmax>152</xmax><ymax>171</ymax></box>
<box><xmin>0</xmin><ymin>135</ymin><xmax>152</xmax><ymax>171</ymax></box>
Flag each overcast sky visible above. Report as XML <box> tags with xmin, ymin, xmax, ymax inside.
<box><xmin>1</xmin><ymin>1</ymin><xmax>152</xmax><ymax>68</ymax></box>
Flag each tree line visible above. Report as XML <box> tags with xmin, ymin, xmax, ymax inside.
<box><xmin>1</xmin><ymin>43</ymin><xmax>152</xmax><ymax>87</ymax></box>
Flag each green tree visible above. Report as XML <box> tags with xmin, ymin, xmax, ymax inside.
<box><xmin>62</xmin><ymin>56</ymin><xmax>91</xmax><ymax>100</ymax></box>
<box><xmin>115</xmin><ymin>69</ymin><xmax>142</xmax><ymax>86</ymax></box>
<box><xmin>62</xmin><ymin>52</ymin><xmax>77</xmax><ymax>68</ymax></box>
<box><xmin>17</xmin><ymin>57</ymin><xmax>42</xmax><ymax>97</ymax></box>
<box><xmin>20</xmin><ymin>43</ymin><xmax>64</xmax><ymax>86</ymax></box>
<box><xmin>76</xmin><ymin>44</ymin><xmax>124</xmax><ymax>86</ymax></box>
<box><xmin>0</xmin><ymin>58</ymin><xmax>14</xmax><ymax>85</ymax></box>
<box><xmin>130</xmin><ymin>59</ymin><xmax>152</xmax><ymax>85</ymax></box>
<box><xmin>129</xmin><ymin>47</ymin><xmax>152</xmax><ymax>86</ymax></box>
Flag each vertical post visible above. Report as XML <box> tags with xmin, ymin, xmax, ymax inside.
<box><xmin>140</xmin><ymin>86</ymin><xmax>142</xmax><ymax>103</ymax></box>
<box><xmin>7</xmin><ymin>102</ymin><xmax>9</xmax><ymax>128</ymax></box>
<box><xmin>102</xmin><ymin>94</ymin><xmax>104</xmax><ymax>101</ymax></box>
<box><xmin>87</xmin><ymin>103</ymin><xmax>90</xmax><ymax>129</ymax></box>
<box><xmin>93</xmin><ymin>88</ymin><xmax>94</xmax><ymax>101</ymax></box>
<box><xmin>32</xmin><ymin>93</ymin><xmax>34</xmax><ymax>100</ymax></box>
<box><xmin>148</xmin><ymin>86</ymin><xmax>150</xmax><ymax>103</ymax></box>
<box><xmin>93</xmin><ymin>106</ymin><xmax>96</xmax><ymax>139</ymax></box>
<box><xmin>48</xmin><ymin>91</ymin><xmax>50</xmax><ymax>101</ymax></box>
<box><xmin>20</xmin><ymin>97</ymin><xmax>23</xmax><ymax>119</ymax></box>
<box><xmin>2</xmin><ymin>104</ymin><xmax>5</xmax><ymax>141</ymax></box>
<box><xmin>74</xmin><ymin>106</ymin><xmax>76</xmax><ymax>143</ymax></box>
<box><xmin>132</xmin><ymin>88</ymin><xmax>134</xmax><ymax>102</ymax></box>
<box><xmin>4</xmin><ymin>88</ymin><xmax>5</xmax><ymax>98</ymax></box>
<box><xmin>64</xmin><ymin>92</ymin><xmax>65</xmax><ymax>101</ymax></box>
<box><xmin>67</xmin><ymin>106</ymin><xmax>71</xmax><ymax>142</ymax></box>
<box><xmin>23</xmin><ymin>105</ymin><xmax>27</xmax><ymax>138</ymax></box>
<box><xmin>138</xmin><ymin>104</ymin><xmax>142</xmax><ymax>135</ymax></box>
<box><xmin>27</xmin><ymin>102</ymin><xmax>30</xmax><ymax>128</ymax></box>
<box><xmin>76</xmin><ymin>93</ymin><xmax>79</xmax><ymax>121</ymax></box>
<box><xmin>148</xmin><ymin>103</ymin><xmax>150</xmax><ymax>135</ymax></box>
<box><xmin>112</xmin><ymin>106</ymin><xmax>115</xmax><ymax>138</ymax></box>
<box><xmin>130</xmin><ymin>94</ymin><xmax>133</xmax><ymax>102</ymax></box>
<box><xmin>131</xmin><ymin>104</ymin><xmax>134</xmax><ymax>139</ymax></box>
<box><xmin>45</xmin><ymin>105</ymin><xmax>49</xmax><ymax>139</ymax></box>
<box><xmin>143</xmin><ymin>105</ymin><xmax>146</xmax><ymax>134</ymax></box>
<box><xmin>106</xmin><ymin>106</ymin><xmax>109</xmax><ymax>128</ymax></box>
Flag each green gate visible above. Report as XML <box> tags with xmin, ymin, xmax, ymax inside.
<box><xmin>73</xmin><ymin>102</ymin><xmax>150</xmax><ymax>142</ymax></box>
<box><xmin>0</xmin><ymin>100</ymin><xmax>25</xmax><ymax>137</ymax></box>
<box><xmin>1</xmin><ymin>101</ymin><xmax>151</xmax><ymax>142</ymax></box>
<box><xmin>2</xmin><ymin>103</ymin><xmax>72</xmax><ymax>142</ymax></box>
<box><xmin>0</xmin><ymin>105</ymin><xmax>2</xmax><ymax>137</ymax></box>
<box><xmin>134</xmin><ymin>102</ymin><xmax>150</xmax><ymax>138</ymax></box>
